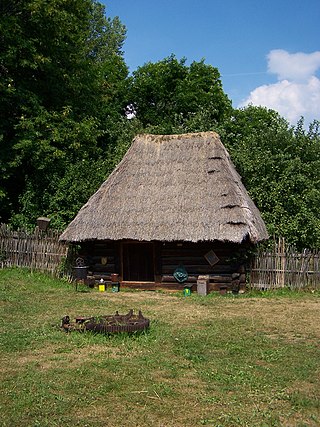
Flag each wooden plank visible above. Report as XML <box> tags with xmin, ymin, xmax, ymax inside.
<box><xmin>161</xmin><ymin>275</ymin><xmax>198</xmax><ymax>283</ymax></box>
<box><xmin>91</xmin><ymin>264</ymin><xmax>116</xmax><ymax>272</ymax></box>
<box><xmin>250</xmin><ymin>238</ymin><xmax>320</xmax><ymax>290</ymax></box>
<box><xmin>161</xmin><ymin>256</ymin><xmax>210</xmax><ymax>265</ymax></box>
<box><xmin>0</xmin><ymin>224</ymin><xmax>68</xmax><ymax>276</ymax></box>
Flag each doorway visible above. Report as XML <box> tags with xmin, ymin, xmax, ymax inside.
<box><xmin>122</xmin><ymin>243</ymin><xmax>155</xmax><ymax>282</ymax></box>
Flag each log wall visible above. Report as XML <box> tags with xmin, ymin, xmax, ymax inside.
<box><xmin>79</xmin><ymin>240</ymin><xmax>247</xmax><ymax>293</ymax></box>
<box><xmin>80</xmin><ymin>241</ymin><xmax>119</xmax><ymax>281</ymax></box>
<box><xmin>159</xmin><ymin>241</ymin><xmax>245</xmax><ymax>292</ymax></box>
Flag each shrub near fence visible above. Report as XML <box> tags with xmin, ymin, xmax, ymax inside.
<box><xmin>250</xmin><ymin>238</ymin><xmax>320</xmax><ymax>290</ymax></box>
<box><xmin>0</xmin><ymin>223</ymin><xmax>69</xmax><ymax>276</ymax></box>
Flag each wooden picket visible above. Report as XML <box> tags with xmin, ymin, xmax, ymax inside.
<box><xmin>0</xmin><ymin>223</ymin><xmax>69</xmax><ymax>276</ymax></box>
<box><xmin>1</xmin><ymin>225</ymin><xmax>319</xmax><ymax>289</ymax></box>
<box><xmin>250</xmin><ymin>237</ymin><xmax>320</xmax><ymax>290</ymax></box>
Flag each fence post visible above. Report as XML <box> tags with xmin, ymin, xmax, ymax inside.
<box><xmin>280</xmin><ymin>237</ymin><xmax>286</xmax><ymax>288</ymax></box>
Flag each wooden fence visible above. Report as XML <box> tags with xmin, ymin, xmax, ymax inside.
<box><xmin>250</xmin><ymin>238</ymin><xmax>320</xmax><ymax>290</ymax></box>
<box><xmin>1</xmin><ymin>225</ymin><xmax>319</xmax><ymax>289</ymax></box>
<box><xmin>0</xmin><ymin>223</ymin><xmax>69</xmax><ymax>276</ymax></box>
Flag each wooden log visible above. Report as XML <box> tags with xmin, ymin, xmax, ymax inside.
<box><xmin>161</xmin><ymin>275</ymin><xmax>198</xmax><ymax>283</ymax></box>
<box><xmin>92</xmin><ymin>273</ymin><xmax>112</xmax><ymax>281</ymax></box>
<box><xmin>91</xmin><ymin>264</ymin><xmax>116</xmax><ymax>272</ymax></box>
<box><xmin>210</xmin><ymin>275</ymin><xmax>233</xmax><ymax>283</ymax></box>
<box><xmin>167</xmin><ymin>264</ymin><xmax>235</xmax><ymax>274</ymax></box>
<box><xmin>208</xmin><ymin>283</ymin><xmax>234</xmax><ymax>292</ymax></box>
<box><xmin>161</xmin><ymin>256</ymin><xmax>209</xmax><ymax>265</ymax></box>
<box><xmin>161</xmin><ymin>266</ymin><xmax>217</xmax><ymax>274</ymax></box>
<box><xmin>156</xmin><ymin>282</ymin><xmax>196</xmax><ymax>291</ymax></box>
<box><xmin>239</xmin><ymin>273</ymin><xmax>246</xmax><ymax>283</ymax></box>
<box><xmin>91</xmin><ymin>255</ymin><xmax>115</xmax><ymax>262</ymax></box>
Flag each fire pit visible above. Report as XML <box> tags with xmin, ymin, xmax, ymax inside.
<box><xmin>61</xmin><ymin>310</ymin><xmax>150</xmax><ymax>334</ymax></box>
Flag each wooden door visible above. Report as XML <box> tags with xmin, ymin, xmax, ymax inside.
<box><xmin>122</xmin><ymin>243</ymin><xmax>155</xmax><ymax>282</ymax></box>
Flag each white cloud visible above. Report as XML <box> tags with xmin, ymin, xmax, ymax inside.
<box><xmin>240</xmin><ymin>50</ymin><xmax>320</xmax><ymax>126</ymax></box>
<box><xmin>267</xmin><ymin>49</ymin><xmax>320</xmax><ymax>81</ymax></box>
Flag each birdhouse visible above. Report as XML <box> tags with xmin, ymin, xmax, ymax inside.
<box><xmin>37</xmin><ymin>217</ymin><xmax>50</xmax><ymax>231</ymax></box>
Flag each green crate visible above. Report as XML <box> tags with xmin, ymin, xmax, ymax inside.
<box><xmin>112</xmin><ymin>283</ymin><xmax>120</xmax><ymax>293</ymax></box>
<box><xmin>183</xmin><ymin>286</ymin><xmax>192</xmax><ymax>296</ymax></box>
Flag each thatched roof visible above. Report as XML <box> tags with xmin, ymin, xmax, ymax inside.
<box><xmin>60</xmin><ymin>132</ymin><xmax>268</xmax><ymax>244</ymax></box>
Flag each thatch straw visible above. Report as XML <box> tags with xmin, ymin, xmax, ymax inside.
<box><xmin>60</xmin><ymin>132</ymin><xmax>268</xmax><ymax>244</ymax></box>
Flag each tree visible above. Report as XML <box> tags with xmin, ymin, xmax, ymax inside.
<box><xmin>0</xmin><ymin>0</ymin><xmax>129</xmax><ymax>227</ymax></box>
<box><xmin>127</xmin><ymin>55</ymin><xmax>232</xmax><ymax>133</ymax></box>
<box><xmin>223</xmin><ymin>107</ymin><xmax>320</xmax><ymax>249</ymax></box>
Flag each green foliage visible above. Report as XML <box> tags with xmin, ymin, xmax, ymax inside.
<box><xmin>0</xmin><ymin>0</ymin><xmax>129</xmax><ymax>227</ymax></box>
<box><xmin>223</xmin><ymin>107</ymin><xmax>320</xmax><ymax>249</ymax></box>
<box><xmin>0</xmin><ymin>2</ymin><xmax>319</xmax><ymax>249</ymax></box>
<box><xmin>128</xmin><ymin>55</ymin><xmax>232</xmax><ymax>133</ymax></box>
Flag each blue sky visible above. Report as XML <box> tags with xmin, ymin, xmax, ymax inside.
<box><xmin>103</xmin><ymin>0</ymin><xmax>320</xmax><ymax>125</ymax></box>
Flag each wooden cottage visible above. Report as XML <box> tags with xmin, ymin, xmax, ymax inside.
<box><xmin>60</xmin><ymin>132</ymin><xmax>268</xmax><ymax>292</ymax></box>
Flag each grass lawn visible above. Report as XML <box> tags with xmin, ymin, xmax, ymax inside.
<box><xmin>0</xmin><ymin>268</ymin><xmax>319</xmax><ymax>427</ymax></box>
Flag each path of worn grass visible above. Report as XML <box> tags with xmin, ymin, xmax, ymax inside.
<box><xmin>0</xmin><ymin>268</ymin><xmax>319</xmax><ymax>426</ymax></box>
